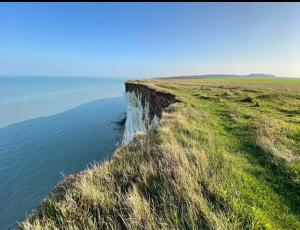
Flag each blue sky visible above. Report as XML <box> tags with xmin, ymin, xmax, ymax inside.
<box><xmin>0</xmin><ymin>3</ymin><xmax>299</xmax><ymax>78</ymax></box>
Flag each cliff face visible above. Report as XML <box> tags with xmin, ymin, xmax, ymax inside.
<box><xmin>122</xmin><ymin>81</ymin><xmax>179</xmax><ymax>145</ymax></box>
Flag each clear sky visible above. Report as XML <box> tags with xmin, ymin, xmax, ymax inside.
<box><xmin>0</xmin><ymin>3</ymin><xmax>299</xmax><ymax>78</ymax></box>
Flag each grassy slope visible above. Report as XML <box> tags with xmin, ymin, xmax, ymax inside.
<box><xmin>21</xmin><ymin>78</ymin><xmax>300</xmax><ymax>230</ymax></box>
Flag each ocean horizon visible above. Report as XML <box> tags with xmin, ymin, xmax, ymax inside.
<box><xmin>0</xmin><ymin>76</ymin><xmax>127</xmax><ymax>128</ymax></box>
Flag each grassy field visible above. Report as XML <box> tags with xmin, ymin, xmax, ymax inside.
<box><xmin>21</xmin><ymin>78</ymin><xmax>300</xmax><ymax>229</ymax></box>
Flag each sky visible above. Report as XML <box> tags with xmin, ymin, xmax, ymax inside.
<box><xmin>0</xmin><ymin>3</ymin><xmax>299</xmax><ymax>78</ymax></box>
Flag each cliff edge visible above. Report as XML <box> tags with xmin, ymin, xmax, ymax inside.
<box><xmin>122</xmin><ymin>80</ymin><xmax>180</xmax><ymax>144</ymax></box>
<box><xmin>21</xmin><ymin>78</ymin><xmax>300</xmax><ymax>230</ymax></box>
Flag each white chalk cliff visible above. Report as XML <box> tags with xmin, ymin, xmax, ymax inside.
<box><xmin>122</xmin><ymin>91</ymin><xmax>159</xmax><ymax>145</ymax></box>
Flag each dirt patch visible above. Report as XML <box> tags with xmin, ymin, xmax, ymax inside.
<box><xmin>240</xmin><ymin>96</ymin><xmax>255</xmax><ymax>103</ymax></box>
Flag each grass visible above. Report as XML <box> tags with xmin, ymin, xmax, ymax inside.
<box><xmin>21</xmin><ymin>77</ymin><xmax>300</xmax><ymax>229</ymax></box>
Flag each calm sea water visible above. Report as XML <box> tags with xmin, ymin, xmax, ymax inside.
<box><xmin>0</xmin><ymin>77</ymin><xmax>126</xmax><ymax>229</ymax></box>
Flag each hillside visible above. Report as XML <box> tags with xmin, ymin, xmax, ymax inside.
<box><xmin>21</xmin><ymin>78</ymin><xmax>300</xmax><ymax>229</ymax></box>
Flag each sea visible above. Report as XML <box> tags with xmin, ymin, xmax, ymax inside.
<box><xmin>0</xmin><ymin>77</ymin><xmax>126</xmax><ymax>229</ymax></box>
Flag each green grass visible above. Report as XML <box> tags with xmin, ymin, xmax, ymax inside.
<box><xmin>21</xmin><ymin>78</ymin><xmax>300</xmax><ymax>229</ymax></box>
